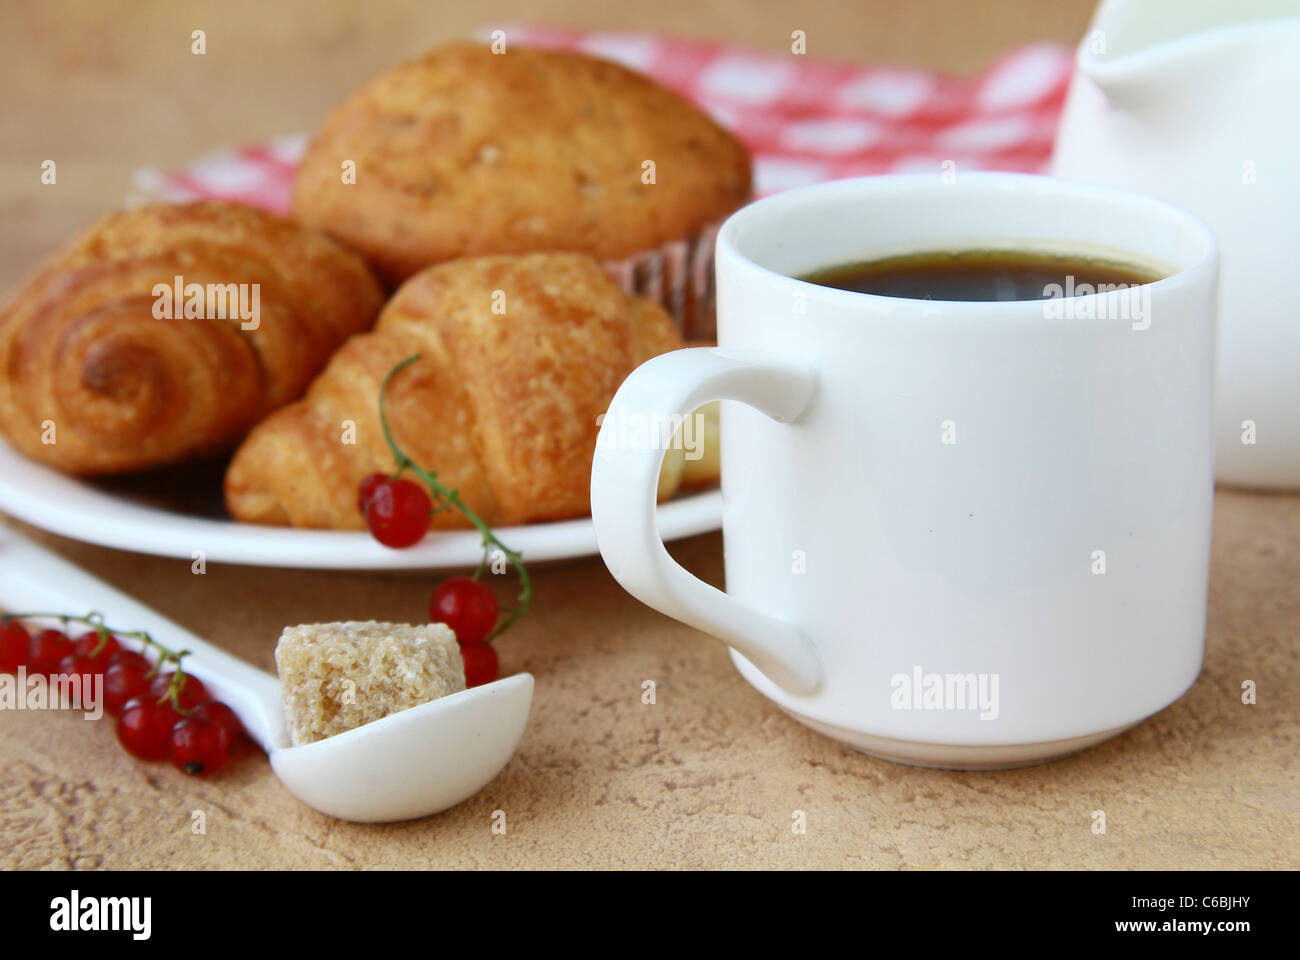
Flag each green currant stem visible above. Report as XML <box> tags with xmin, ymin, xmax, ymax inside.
<box><xmin>1</xmin><ymin>610</ymin><xmax>196</xmax><ymax>713</ymax></box>
<box><xmin>378</xmin><ymin>355</ymin><xmax>532</xmax><ymax>642</ymax></box>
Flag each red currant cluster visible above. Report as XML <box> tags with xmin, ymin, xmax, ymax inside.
<box><xmin>1</xmin><ymin>614</ymin><xmax>242</xmax><ymax>775</ymax></box>
<box><xmin>357</xmin><ymin>356</ymin><xmax>534</xmax><ymax>687</ymax></box>
<box><xmin>357</xmin><ymin>479</ymin><xmax>510</xmax><ymax>686</ymax></box>
<box><xmin>429</xmin><ymin>576</ymin><xmax>499</xmax><ymax>687</ymax></box>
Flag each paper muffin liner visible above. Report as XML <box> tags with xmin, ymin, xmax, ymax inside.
<box><xmin>600</xmin><ymin>216</ymin><xmax>726</xmax><ymax>342</ymax></box>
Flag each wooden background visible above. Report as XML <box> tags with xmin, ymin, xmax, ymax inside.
<box><xmin>2</xmin><ymin>0</ymin><xmax>1297</xmax><ymax>870</ymax></box>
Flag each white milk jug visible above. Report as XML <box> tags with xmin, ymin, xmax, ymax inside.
<box><xmin>1050</xmin><ymin>0</ymin><xmax>1300</xmax><ymax>488</ymax></box>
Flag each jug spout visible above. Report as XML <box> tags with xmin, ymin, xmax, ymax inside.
<box><xmin>1075</xmin><ymin>33</ymin><xmax>1147</xmax><ymax>107</ymax></box>
<box><xmin>1074</xmin><ymin>0</ymin><xmax>1299</xmax><ymax>106</ymax></box>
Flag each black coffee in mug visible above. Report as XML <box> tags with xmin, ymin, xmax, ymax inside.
<box><xmin>799</xmin><ymin>249</ymin><xmax>1163</xmax><ymax>302</ymax></box>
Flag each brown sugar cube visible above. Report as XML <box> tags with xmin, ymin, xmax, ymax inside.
<box><xmin>276</xmin><ymin>621</ymin><xmax>466</xmax><ymax>746</ymax></box>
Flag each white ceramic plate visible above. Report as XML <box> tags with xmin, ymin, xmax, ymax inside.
<box><xmin>0</xmin><ymin>442</ymin><xmax>721</xmax><ymax>569</ymax></box>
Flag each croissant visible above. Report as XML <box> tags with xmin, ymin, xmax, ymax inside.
<box><xmin>225</xmin><ymin>253</ymin><xmax>704</xmax><ymax>530</ymax></box>
<box><xmin>0</xmin><ymin>202</ymin><xmax>384</xmax><ymax>475</ymax></box>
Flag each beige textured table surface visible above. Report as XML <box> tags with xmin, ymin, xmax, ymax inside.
<box><xmin>2</xmin><ymin>0</ymin><xmax>1297</xmax><ymax>870</ymax></box>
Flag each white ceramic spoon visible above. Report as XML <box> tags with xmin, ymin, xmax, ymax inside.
<box><xmin>0</xmin><ymin>524</ymin><xmax>533</xmax><ymax>822</ymax></box>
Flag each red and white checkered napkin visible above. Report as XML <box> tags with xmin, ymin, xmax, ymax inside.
<box><xmin>132</xmin><ymin>26</ymin><xmax>1075</xmax><ymax>211</ymax></box>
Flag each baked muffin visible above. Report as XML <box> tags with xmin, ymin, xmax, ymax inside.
<box><xmin>292</xmin><ymin>41</ymin><xmax>752</xmax><ymax>338</ymax></box>
<box><xmin>0</xmin><ymin>201</ymin><xmax>384</xmax><ymax>475</ymax></box>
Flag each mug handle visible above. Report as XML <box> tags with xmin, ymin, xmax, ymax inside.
<box><xmin>590</xmin><ymin>347</ymin><xmax>823</xmax><ymax>695</ymax></box>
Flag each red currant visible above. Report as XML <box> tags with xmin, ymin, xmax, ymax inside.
<box><xmin>116</xmin><ymin>695</ymin><xmax>181</xmax><ymax>760</ymax></box>
<box><xmin>191</xmin><ymin>700</ymin><xmax>242</xmax><ymax>742</ymax></box>
<box><xmin>0</xmin><ymin>621</ymin><xmax>29</xmax><ymax>673</ymax></box>
<box><xmin>149</xmin><ymin>671</ymin><xmax>211</xmax><ymax>710</ymax></box>
<box><xmin>430</xmin><ymin>577</ymin><xmax>499</xmax><ymax>646</ymax></box>
<box><xmin>461</xmin><ymin>643</ymin><xmax>499</xmax><ymax>688</ymax></box>
<box><xmin>170</xmin><ymin>715</ymin><xmax>231</xmax><ymax>776</ymax></box>
<box><xmin>72</xmin><ymin>631</ymin><xmax>122</xmax><ymax>664</ymax></box>
<box><xmin>26</xmin><ymin>629</ymin><xmax>71</xmax><ymax>676</ymax></box>
<box><xmin>57</xmin><ymin>652</ymin><xmax>103</xmax><ymax>707</ymax></box>
<box><xmin>357</xmin><ymin>472</ymin><xmax>389</xmax><ymax>515</ymax></box>
<box><xmin>363</xmin><ymin>477</ymin><xmax>431</xmax><ymax>548</ymax></box>
<box><xmin>103</xmin><ymin>651</ymin><xmax>153</xmax><ymax>715</ymax></box>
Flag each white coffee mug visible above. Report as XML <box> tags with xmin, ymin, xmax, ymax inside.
<box><xmin>591</xmin><ymin>173</ymin><xmax>1218</xmax><ymax>769</ymax></box>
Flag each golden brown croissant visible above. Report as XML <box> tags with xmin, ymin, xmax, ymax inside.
<box><xmin>225</xmin><ymin>253</ymin><xmax>697</xmax><ymax>530</ymax></box>
<box><xmin>0</xmin><ymin>202</ymin><xmax>384</xmax><ymax>475</ymax></box>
